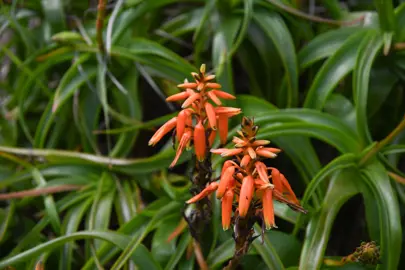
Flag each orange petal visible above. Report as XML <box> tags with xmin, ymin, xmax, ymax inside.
<box><xmin>219</xmin><ymin>148</ymin><xmax>243</xmax><ymax>157</ymax></box>
<box><xmin>262</xmin><ymin>189</ymin><xmax>276</xmax><ymax>229</ymax></box>
<box><xmin>262</xmin><ymin>147</ymin><xmax>281</xmax><ymax>154</ymax></box>
<box><xmin>204</xmin><ymin>102</ymin><xmax>217</xmax><ymax>130</ymax></box>
<box><xmin>240</xmin><ymin>155</ymin><xmax>251</xmax><ymax>168</ymax></box>
<box><xmin>270</xmin><ymin>168</ymin><xmax>283</xmax><ymax>193</ymax></box>
<box><xmin>212</xmin><ymin>90</ymin><xmax>236</xmax><ymax>100</ymax></box>
<box><xmin>256</xmin><ymin>149</ymin><xmax>277</xmax><ymax>158</ymax></box>
<box><xmin>176</xmin><ymin>110</ymin><xmax>188</xmax><ymax>141</ymax></box>
<box><xmin>221</xmin><ymin>160</ymin><xmax>235</xmax><ymax>174</ymax></box>
<box><xmin>178</xmin><ymin>82</ymin><xmax>198</xmax><ymax>88</ymax></box>
<box><xmin>149</xmin><ymin>117</ymin><xmax>177</xmax><ymax>146</ymax></box>
<box><xmin>194</xmin><ymin>121</ymin><xmax>206</xmax><ymax>162</ymax></box>
<box><xmin>280</xmin><ymin>173</ymin><xmax>300</xmax><ymax>204</ymax></box>
<box><xmin>197</xmin><ymin>82</ymin><xmax>205</xmax><ymax>91</ymax></box>
<box><xmin>218</xmin><ymin>114</ymin><xmax>228</xmax><ymax>145</ymax></box>
<box><xmin>166</xmin><ymin>91</ymin><xmax>190</xmax><ymax>102</ymax></box>
<box><xmin>255</xmin><ymin>161</ymin><xmax>269</xmax><ymax>183</ymax></box>
<box><xmin>204</xmin><ymin>74</ymin><xmax>216</xmax><ymax>81</ymax></box>
<box><xmin>206</xmin><ymin>82</ymin><xmax>221</xmax><ymax>89</ymax></box>
<box><xmin>210</xmin><ymin>148</ymin><xmax>229</xmax><ymax>155</ymax></box>
<box><xmin>208</xmin><ymin>130</ymin><xmax>217</xmax><ymax>147</ymax></box>
<box><xmin>182</xmin><ymin>93</ymin><xmax>200</xmax><ymax>108</ymax></box>
<box><xmin>238</xmin><ymin>175</ymin><xmax>254</xmax><ymax>217</ymax></box>
<box><xmin>170</xmin><ymin>131</ymin><xmax>191</xmax><ymax>168</ymax></box>
<box><xmin>222</xmin><ymin>189</ymin><xmax>234</xmax><ymax>231</ymax></box>
<box><xmin>252</xmin><ymin>140</ymin><xmax>271</xmax><ymax>147</ymax></box>
<box><xmin>186</xmin><ymin>182</ymin><xmax>219</xmax><ymax>204</ymax></box>
<box><xmin>247</xmin><ymin>147</ymin><xmax>256</xmax><ymax>159</ymax></box>
<box><xmin>167</xmin><ymin>219</ymin><xmax>188</xmax><ymax>242</ymax></box>
<box><xmin>217</xmin><ymin>166</ymin><xmax>235</xmax><ymax>199</ymax></box>
<box><xmin>215</xmin><ymin>107</ymin><xmax>241</xmax><ymax>115</ymax></box>
<box><xmin>207</xmin><ymin>91</ymin><xmax>222</xmax><ymax>105</ymax></box>
<box><xmin>232</xmin><ymin>136</ymin><xmax>245</xmax><ymax>145</ymax></box>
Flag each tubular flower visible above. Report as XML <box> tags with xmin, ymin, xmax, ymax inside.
<box><xmin>149</xmin><ymin>64</ymin><xmax>241</xmax><ymax>167</ymax></box>
<box><xmin>186</xmin><ymin>117</ymin><xmax>307</xmax><ymax>231</ymax></box>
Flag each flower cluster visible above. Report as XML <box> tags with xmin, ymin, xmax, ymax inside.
<box><xmin>148</xmin><ymin>64</ymin><xmax>241</xmax><ymax>167</ymax></box>
<box><xmin>186</xmin><ymin>117</ymin><xmax>305</xmax><ymax>230</ymax></box>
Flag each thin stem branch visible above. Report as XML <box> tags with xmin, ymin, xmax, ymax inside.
<box><xmin>193</xmin><ymin>240</ymin><xmax>209</xmax><ymax>270</ymax></box>
<box><xmin>266</xmin><ymin>0</ymin><xmax>364</xmax><ymax>26</ymax></box>
<box><xmin>388</xmin><ymin>172</ymin><xmax>405</xmax><ymax>185</ymax></box>
<box><xmin>0</xmin><ymin>185</ymin><xmax>82</xmax><ymax>200</ymax></box>
<box><xmin>360</xmin><ymin>115</ymin><xmax>405</xmax><ymax>166</ymax></box>
<box><xmin>96</xmin><ymin>0</ymin><xmax>107</xmax><ymax>54</ymax></box>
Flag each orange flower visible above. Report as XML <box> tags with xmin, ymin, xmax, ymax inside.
<box><xmin>186</xmin><ymin>182</ymin><xmax>219</xmax><ymax>204</ymax></box>
<box><xmin>239</xmin><ymin>175</ymin><xmax>254</xmax><ymax>217</ymax></box>
<box><xmin>170</xmin><ymin>130</ymin><xmax>192</xmax><ymax>168</ymax></box>
<box><xmin>149</xmin><ymin>64</ymin><xmax>241</xmax><ymax>168</ymax></box>
<box><xmin>222</xmin><ymin>189</ymin><xmax>234</xmax><ymax>230</ymax></box>
<box><xmin>186</xmin><ymin>117</ymin><xmax>305</xmax><ymax>231</ymax></box>
<box><xmin>194</xmin><ymin>121</ymin><xmax>206</xmax><ymax>162</ymax></box>
<box><xmin>262</xmin><ymin>188</ymin><xmax>276</xmax><ymax>229</ymax></box>
<box><xmin>217</xmin><ymin>166</ymin><xmax>236</xmax><ymax>199</ymax></box>
<box><xmin>148</xmin><ymin>117</ymin><xmax>177</xmax><ymax>146</ymax></box>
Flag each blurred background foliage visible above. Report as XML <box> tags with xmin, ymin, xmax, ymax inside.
<box><xmin>1</xmin><ymin>0</ymin><xmax>405</xmax><ymax>269</ymax></box>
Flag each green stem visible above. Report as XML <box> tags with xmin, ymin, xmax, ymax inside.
<box><xmin>359</xmin><ymin>116</ymin><xmax>405</xmax><ymax>166</ymax></box>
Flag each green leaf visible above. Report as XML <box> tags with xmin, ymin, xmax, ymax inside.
<box><xmin>60</xmin><ymin>199</ymin><xmax>93</xmax><ymax>270</ymax></box>
<box><xmin>324</xmin><ymin>94</ymin><xmax>357</xmax><ymax>132</ymax></box>
<box><xmin>266</xmin><ymin>230</ymin><xmax>302</xmax><ymax>268</ymax></box>
<box><xmin>164</xmin><ymin>232</ymin><xmax>191</xmax><ymax>270</ymax></box>
<box><xmin>254</xmin><ymin>110</ymin><xmax>360</xmax><ymax>153</ymax></box>
<box><xmin>299</xmin><ymin>169</ymin><xmax>361</xmax><ymax>270</ymax></box>
<box><xmin>298</xmin><ymin>27</ymin><xmax>365</xmax><ymax>70</ymax></box>
<box><xmin>361</xmin><ymin>162</ymin><xmax>402</xmax><ymax>269</ymax></box>
<box><xmin>0</xmin><ymin>201</ymin><xmax>15</xmax><ymax>244</ymax></box>
<box><xmin>254</xmin><ymin>10</ymin><xmax>298</xmax><ymax>107</ymax></box>
<box><xmin>252</xmin><ymin>224</ymin><xmax>285</xmax><ymax>270</ymax></box>
<box><xmin>353</xmin><ymin>30</ymin><xmax>383</xmax><ymax>145</ymax></box>
<box><xmin>151</xmin><ymin>214</ymin><xmax>181</xmax><ymax>266</ymax></box>
<box><xmin>212</xmin><ymin>15</ymin><xmax>240</xmax><ymax>95</ymax></box>
<box><xmin>0</xmin><ymin>146</ymin><xmax>191</xmax><ymax>175</ymax></box>
<box><xmin>207</xmin><ymin>238</ymin><xmax>235</xmax><ymax>268</ymax></box>
<box><xmin>111</xmin><ymin>201</ymin><xmax>182</xmax><ymax>270</ymax></box>
<box><xmin>110</xmin><ymin>66</ymin><xmax>142</xmax><ymax>157</ymax></box>
<box><xmin>89</xmin><ymin>173</ymin><xmax>115</xmax><ymax>250</ymax></box>
<box><xmin>303</xmin><ymin>30</ymin><xmax>368</xmax><ymax>110</ymax></box>
<box><xmin>395</xmin><ymin>3</ymin><xmax>405</xmax><ymax>41</ymax></box>
<box><xmin>374</xmin><ymin>0</ymin><xmax>396</xmax><ymax>32</ymax></box>
<box><xmin>301</xmin><ymin>153</ymin><xmax>358</xmax><ymax>208</ymax></box>
<box><xmin>41</xmin><ymin>0</ymin><xmax>66</xmax><ymax>36</ymax></box>
<box><xmin>229</xmin><ymin>0</ymin><xmax>254</xmax><ymax>56</ymax></box>
<box><xmin>367</xmin><ymin>60</ymin><xmax>398</xmax><ymax>117</ymax></box>
<box><xmin>31</xmin><ymin>168</ymin><xmax>61</xmax><ymax>234</ymax></box>
<box><xmin>0</xmin><ymin>231</ymin><xmax>130</xmax><ymax>268</ymax></box>
<box><xmin>132</xmin><ymin>244</ymin><xmax>163</xmax><ymax>270</ymax></box>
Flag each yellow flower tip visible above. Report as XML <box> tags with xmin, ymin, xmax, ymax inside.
<box><xmin>200</xmin><ymin>64</ymin><xmax>206</xmax><ymax>74</ymax></box>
